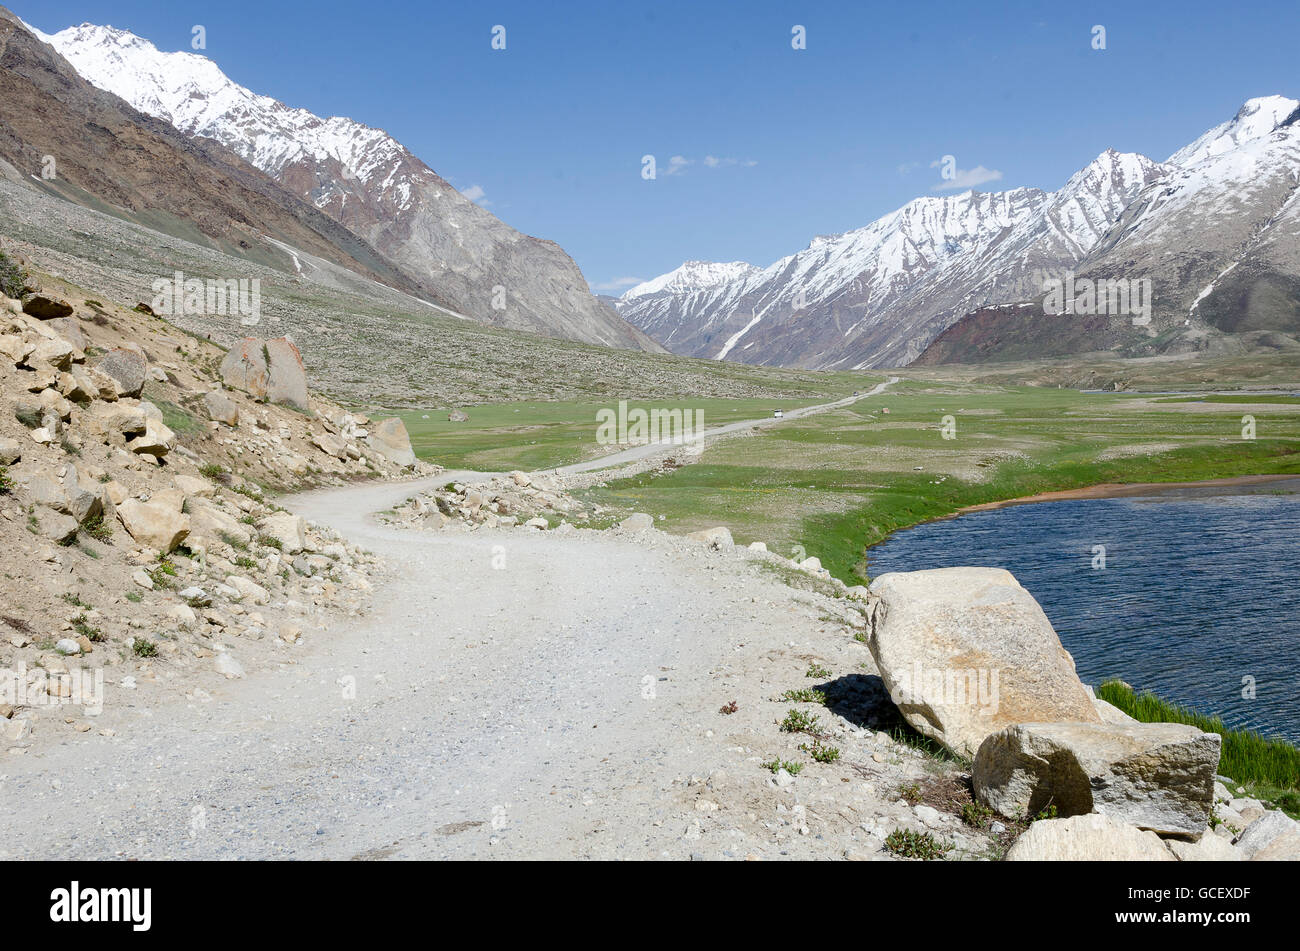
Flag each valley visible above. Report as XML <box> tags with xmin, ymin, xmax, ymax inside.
<box><xmin>2</xmin><ymin>1</ymin><xmax>1299</xmax><ymax>876</ymax></box>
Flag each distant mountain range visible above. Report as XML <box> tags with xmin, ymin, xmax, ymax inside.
<box><xmin>618</xmin><ymin>96</ymin><xmax>1300</xmax><ymax>368</ymax></box>
<box><xmin>2</xmin><ymin>9</ymin><xmax>659</xmax><ymax>352</ymax></box>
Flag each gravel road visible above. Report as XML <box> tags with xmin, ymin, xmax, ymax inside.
<box><xmin>1</xmin><ymin>380</ymin><xmax>948</xmax><ymax>861</ymax></box>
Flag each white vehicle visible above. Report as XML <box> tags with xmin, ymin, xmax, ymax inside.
<box><xmin>773</xmin><ymin>410</ymin><xmax>784</xmax><ymax>418</ymax></box>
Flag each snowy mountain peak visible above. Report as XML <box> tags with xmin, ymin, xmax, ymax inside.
<box><xmin>623</xmin><ymin>261</ymin><xmax>760</xmax><ymax>300</ymax></box>
<box><xmin>1167</xmin><ymin>95</ymin><xmax>1300</xmax><ymax>167</ymax></box>
<box><xmin>26</xmin><ymin>14</ymin><xmax>656</xmax><ymax>351</ymax></box>
<box><xmin>29</xmin><ymin>20</ymin><xmax>413</xmax><ymax>194</ymax></box>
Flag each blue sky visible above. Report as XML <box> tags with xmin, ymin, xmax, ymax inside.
<box><xmin>19</xmin><ymin>0</ymin><xmax>1300</xmax><ymax>293</ymax></box>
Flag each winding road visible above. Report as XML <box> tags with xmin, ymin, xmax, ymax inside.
<box><xmin>0</xmin><ymin>380</ymin><xmax>895</xmax><ymax>860</ymax></box>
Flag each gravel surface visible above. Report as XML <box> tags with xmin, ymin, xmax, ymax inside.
<box><xmin>1</xmin><ymin>379</ymin><xmax>989</xmax><ymax>861</ymax></box>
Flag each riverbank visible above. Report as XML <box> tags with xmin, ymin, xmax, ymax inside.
<box><xmin>956</xmin><ymin>473</ymin><xmax>1300</xmax><ymax>513</ymax></box>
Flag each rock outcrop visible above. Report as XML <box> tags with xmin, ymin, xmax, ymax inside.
<box><xmin>973</xmin><ymin>720</ymin><xmax>1220</xmax><ymax>835</ymax></box>
<box><xmin>219</xmin><ymin>337</ymin><xmax>310</xmax><ymax>412</ymax></box>
<box><xmin>367</xmin><ymin>417</ymin><xmax>416</xmax><ymax>467</ymax></box>
<box><xmin>866</xmin><ymin>567</ymin><xmax>1100</xmax><ymax>758</ymax></box>
<box><xmin>1005</xmin><ymin>813</ymin><xmax>1175</xmax><ymax>861</ymax></box>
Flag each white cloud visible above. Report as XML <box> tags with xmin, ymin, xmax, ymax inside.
<box><xmin>461</xmin><ymin>184</ymin><xmax>490</xmax><ymax>205</ymax></box>
<box><xmin>930</xmin><ymin>164</ymin><xmax>1003</xmax><ymax>191</ymax></box>
<box><xmin>664</xmin><ymin>155</ymin><xmax>693</xmax><ymax>176</ymax></box>
<box><xmin>664</xmin><ymin>155</ymin><xmax>756</xmax><ymax>176</ymax></box>
<box><xmin>593</xmin><ymin>276</ymin><xmax>646</xmax><ymax>292</ymax></box>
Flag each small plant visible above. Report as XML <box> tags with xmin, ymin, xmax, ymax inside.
<box><xmin>125</xmin><ymin>591</ymin><xmax>143</xmax><ymax>603</ymax></box>
<box><xmin>900</xmin><ymin>782</ymin><xmax>922</xmax><ymax>806</ymax></box>
<box><xmin>884</xmin><ymin>829</ymin><xmax>951</xmax><ymax>861</ymax></box>
<box><xmin>81</xmin><ymin>514</ymin><xmax>113</xmax><ymax>543</ymax></box>
<box><xmin>15</xmin><ymin>406</ymin><xmax>42</xmax><ymax>429</ymax></box>
<box><xmin>799</xmin><ymin>739</ymin><xmax>841</xmax><ymax>763</ymax></box>
<box><xmin>234</xmin><ymin>555</ymin><xmax>258</xmax><ymax>570</ymax></box>
<box><xmin>233</xmin><ymin>483</ymin><xmax>264</xmax><ymax>501</ymax></box>
<box><xmin>198</xmin><ymin>462</ymin><xmax>226</xmax><ymax>479</ymax></box>
<box><xmin>805</xmin><ymin>662</ymin><xmax>831</xmax><ymax>678</ymax></box>
<box><xmin>961</xmin><ymin>801</ymin><xmax>996</xmax><ymax>829</ymax></box>
<box><xmin>60</xmin><ymin>438</ymin><xmax>81</xmax><ymax>457</ymax></box>
<box><xmin>61</xmin><ymin>592</ymin><xmax>91</xmax><ymax>608</ymax></box>
<box><xmin>779</xmin><ymin>708</ymin><xmax>821</xmax><ymax>734</ymax></box>
<box><xmin>131</xmin><ymin>637</ymin><xmax>158</xmax><ymax>658</ymax></box>
<box><xmin>719</xmin><ymin>700</ymin><xmax>738</xmax><ymax>715</ymax></box>
<box><xmin>781</xmin><ymin>688</ymin><xmax>827</xmax><ymax>705</ymax></box>
<box><xmin>0</xmin><ymin>467</ymin><xmax>11</xmax><ymax>495</ymax></box>
<box><xmin>257</xmin><ymin>534</ymin><xmax>283</xmax><ymax>551</ymax></box>
<box><xmin>0</xmin><ymin>248</ymin><xmax>30</xmax><ymax>299</ymax></box>
<box><xmin>147</xmin><ymin>558</ymin><xmax>178</xmax><ymax>588</ymax></box>
<box><xmin>71</xmin><ymin>614</ymin><xmax>106</xmax><ymax>643</ymax></box>
<box><xmin>1033</xmin><ymin>804</ymin><xmax>1058</xmax><ymax>822</ymax></box>
<box><xmin>761</xmin><ymin>759</ymin><xmax>803</xmax><ymax>776</ymax></box>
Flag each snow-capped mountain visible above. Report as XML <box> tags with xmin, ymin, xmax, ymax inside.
<box><xmin>1080</xmin><ymin>97</ymin><xmax>1300</xmax><ymax>335</ymax></box>
<box><xmin>31</xmin><ymin>21</ymin><xmax>658</xmax><ymax>351</ymax></box>
<box><xmin>620</xmin><ymin>98</ymin><xmax>1300</xmax><ymax>368</ymax></box>
<box><xmin>620</xmin><ymin>150</ymin><xmax>1165</xmax><ymax>367</ymax></box>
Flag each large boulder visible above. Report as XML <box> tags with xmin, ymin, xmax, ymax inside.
<box><xmin>687</xmin><ymin>526</ymin><xmax>733</xmax><ymax>549</ymax></box>
<box><xmin>116</xmin><ymin>498</ymin><xmax>190</xmax><ymax>552</ymax></box>
<box><xmin>310</xmin><ymin>432</ymin><xmax>347</xmax><ymax>460</ymax></box>
<box><xmin>367</xmin><ymin>417</ymin><xmax>416</xmax><ymax>467</ymax></box>
<box><xmin>94</xmin><ymin>348</ymin><xmax>147</xmax><ymax>398</ymax></box>
<box><xmin>185</xmin><ymin>498</ymin><xmax>252</xmax><ymax>548</ymax></box>
<box><xmin>973</xmin><ymin>721</ymin><xmax>1220</xmax><ymax>835</ymax></box>
<box><xmin>126</xmin><ymin>417</ymin><xmax>177</xmax><ymax>457</ymax></box>
<box><xmin>86</xmin><ymin>401</ymin><xmax>147</xmax><ymax>439</ymax></box>
<box><xmin>33</xmin><ymin>507</ymin><xmax>78</xmax><ymax>543</ymax></box>
<box><xmin>203</xmin><ymin>390</ymin><xmax>240</xmax><ymax>426</ymax></box>
<box><xmin>257</xmin><ymin>511</ymin><xmax>306</xmax><ymax>554</ymax></box>
<box><xmin>866</xmin><ymin>567</ymin><xmax>1100</xmax><ymax>758</ymax></box>
<box><xmin>1234</xmin><ymin>811</ymin><xmax>1300</xmax><ymax>861</ymax></box>
<box><xmin>47</xmin><ymin>317</ymin><xmax>86</xmax><ymax>353</ymax></box>
<box><xmin>264</xmin><ymin>337</ymin><xmax>310</xmax><ymax>411</ymax></box>
<box><xmin>21</xmin><ymin>295</ymin><xmax>73</xmax><ymax>320</ymax></box>
<box><xmin>219</xmin><ymin>337</ymin><xmax>310</xmax><ymax>411</ymax></box>
<box><xmin>1006</xmin><ymin>813</ymin><xmax>1174</xmax><ymax>861</ymax></box>
<box><xmin>1167</xmin><ymin>833</ymin><xmax>1242</xmax><ymax>861</ymax></box>
<box><xmin>219</xmin><ymin>339</ymin><xmax>269</xmax><ymax>399</ymax></box>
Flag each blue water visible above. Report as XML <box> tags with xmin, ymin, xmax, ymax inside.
<box><xmin>866</xmin><ymin>489</ymin><xmax>1300</xmax><ymax>743</ymax></box>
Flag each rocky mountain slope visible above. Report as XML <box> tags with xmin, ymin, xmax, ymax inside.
<box><xmin>0</xmin><ymin>7</ymin><xmax>431</xmax><ymax>302</ymax></box>
<box><xmin>31</xmin><ymin>18</ymin><xmax>659</xmax><ymax>351</ymax></box>
<box><xmin>0</xmin><ymin>240</ymin><xmax>440</xmax><ymax>751</ymax></box>
<box><xmin>621</xmin><ymin>98</ymin><xmax>1300</xmax><ymax>368</ymax></box>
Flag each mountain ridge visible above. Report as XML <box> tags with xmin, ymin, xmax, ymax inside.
<box><xmin>27</xmin><ymin>17</ymin><xmax>661</xmax><ymax>352</ymax></box>
<box><xmin>619</xmin><ymin>98</ymin><xmax>1300</xmax><ymax>368</ymax></box>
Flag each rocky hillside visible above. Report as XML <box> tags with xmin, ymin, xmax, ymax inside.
<box><xmin>0</xmin><ymin>243</ymin><xmax>436</xmax><ymax>750</ymax></box>
<box><xmin>0</xmin><ymin>8</ymin><xmax>430</xmax><ymax>302</ymax></box>
<box><xmin>31</xmin><ymin>18</ymin><xmax>660</xmax><ymax>352</ymax></box>
<box><xmin>621</xmin><ymin>98</ymin><xmax>1300</xmax><ymax>369</ymax></box>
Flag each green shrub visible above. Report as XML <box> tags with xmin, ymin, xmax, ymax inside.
<box><xmin>0</xmin><ymin>249</ymin><xmax>29</xmax><ymax>299</ymax></box>
<box><xmin>884</xmin><ymin>829</ymin><xmax>951</xmax><ymax>860</ymax></box>
<box><xmin>132</xmin><ymin>637</ymin><xmax>158</xmax><ymax>657</ymax></box>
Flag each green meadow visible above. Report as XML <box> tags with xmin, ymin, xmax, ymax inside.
<box><xmin>400</xmin><ymin>396</ymin><xmax>830</xmax><ymax>471</ymax></box>
<box><xmin>578</xmin><ymin>379</ymin><xmax>1300</xmax><ymax>581</ymax></box>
